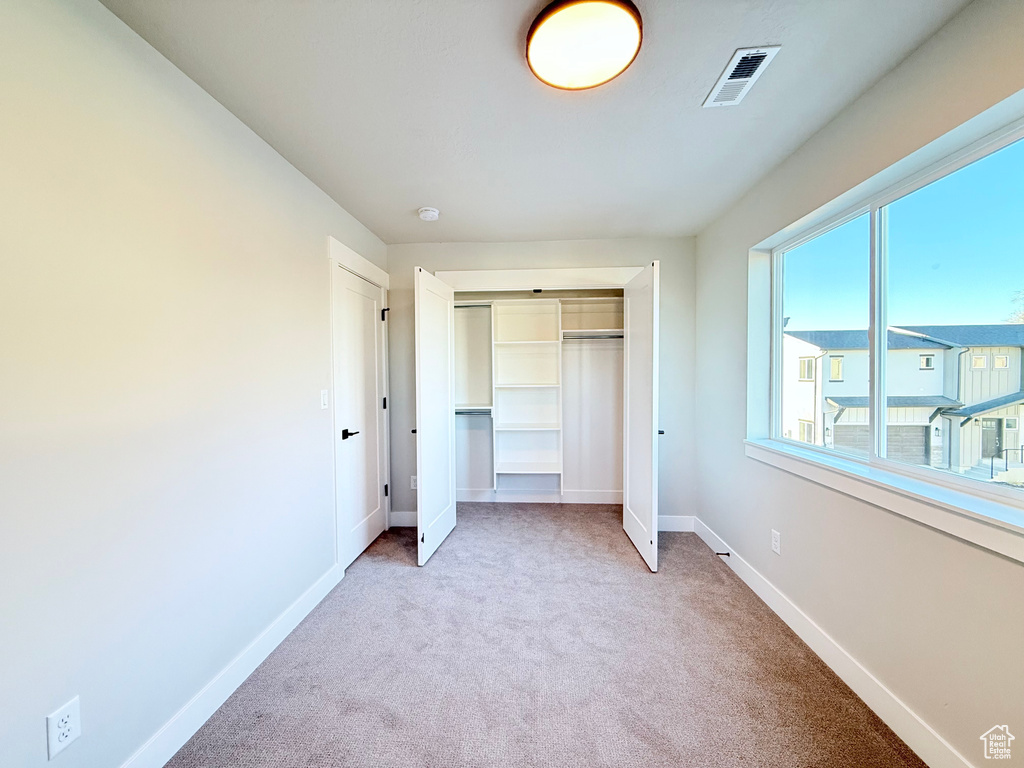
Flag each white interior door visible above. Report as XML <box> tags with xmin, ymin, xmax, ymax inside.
<box><xmin>623</xmin><ymin>261</ymin><xmax>660</xmax><ymax>571</ymax></box>
<box><xmin>333</xmin><ymin>264</ymin><xmax>388</xmax><ymax>570</ymax></box>
<box><xmin>414</xmin><ymin>267</ymin><xmax>457</xmax><ymax>565</ymax></box>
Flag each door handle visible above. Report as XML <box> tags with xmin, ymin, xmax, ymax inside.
<box><xmin>342</xmin><ymin>428</ymin><xmax>360</xmax><ymax>440</ymax></box>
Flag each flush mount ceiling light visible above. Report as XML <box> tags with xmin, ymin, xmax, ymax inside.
<box><xmin>526</xmin><ymin>0</ymin><xmax>642</xmax><ymax>90</ymax></box>
<box><xmin>418</xmin><ymin>207</ymin><xmax>440</xmax><ymax>221</ymax></box>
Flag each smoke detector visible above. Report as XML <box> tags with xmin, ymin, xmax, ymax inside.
<box><xmin>703</xmin><ymin>46</ymin><xmax>780</xmax><ymax>107</ymax></box>
<box><xmin>418</xmin><ymin>207</ymin><xmax>440</xmax><ymax>221</ymax></box>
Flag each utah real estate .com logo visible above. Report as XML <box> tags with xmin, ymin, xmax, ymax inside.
<box><xmin>980</xmin><ymin>725</ymin><xmax>1014</xmax><ymax>760</ymax></box>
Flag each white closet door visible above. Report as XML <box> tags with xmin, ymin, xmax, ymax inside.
<box><xmin>623</xmin><ymin>262</ymin><xmax>660</xmax><ymax>572</ymax></box>
<box><xmin>414</xmin><ymin>267</ymin><xmax>457</xmax><ymax>565</ymax></box>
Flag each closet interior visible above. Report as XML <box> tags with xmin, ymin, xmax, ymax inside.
<box><xmin>454</xmin><ymin>290</ymin><xmax>625</xmax><ymax>503</ymax></box>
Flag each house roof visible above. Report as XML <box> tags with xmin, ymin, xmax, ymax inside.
<box><xmin>945</xmin><ymin>391</ymin><xmax>1024</xmax><ymax>418</ymax></box>
<box><xmin>827</xmin><ymin>396</ymin><xmax>961</xmax><ymax>409</ymax></box>
<box><xmin>786</xmin><ymin>324</ymin><xmax>1024</xmax><ymax>350</ymax></box>
<box><xmin>785</xmin><ymin>330</ymin><xmax>950</xmax><ymax>350</ymax></box>
<box><xmin>897</xmin><ymin>325</ymin><xmax>1024</xmax><ymax>347</ymax></box>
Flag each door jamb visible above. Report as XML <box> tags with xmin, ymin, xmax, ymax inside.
<box><xmin>328</xmin><ymin>236</ymin><xmax>391</xmax><ymax>569</ymax></box>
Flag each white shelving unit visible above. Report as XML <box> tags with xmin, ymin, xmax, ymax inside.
<box><xmin>492</xmin><ymin>300</ymin><xmax>563</xmax><ymax>488</ymax></box>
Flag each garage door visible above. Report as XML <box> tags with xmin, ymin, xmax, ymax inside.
<box><xmin>833</xmin><ymin>425</ymin><xmax>927</xmax><ymax>464</ymax></box>
<box><xmin>833</xmin><ymin>425</ymin><xmax>870</xmax><ymax>456</ymax></box>
<box><xmin>887</xmin><ymin>426</ymin><xmax>928</xmax><ymax>465</ymax></box>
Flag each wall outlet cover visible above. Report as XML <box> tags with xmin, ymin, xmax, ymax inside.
<box><xmin>410</xmin><ymin>475</ymin><xmax>417</xmax><ymax>490</ymax></box>
<box><xmin>771</xmin><ymin>529</ymin><xmax>781</xmax><ymax>555</ymax></box>
<box><xmin>47</xmin><ymin>696</ymin><xmax>81</xmax><ymax>759</ymax></box>
<box><xmin>320</xmin><ymin>389</ymin><xmax>329</xmax><ymax>409</ymax></box>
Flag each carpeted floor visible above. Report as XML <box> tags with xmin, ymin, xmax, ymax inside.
<box><xmin>166</xmin><ymin>503</ymin><xmax>925</xmax><ymax>768</ymax></box>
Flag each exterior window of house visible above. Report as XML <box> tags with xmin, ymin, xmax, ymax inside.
<box><xmin>829</xmin><ymin>356</ymin><xmax>844</xmax><ymax>381</ymax></box>
<box><xmin>770</xmin><ymin>130</ymin><xmax>1024</xmax><ymax>502</ymax></box>
<box><xmin>798</xmin><ymin>357</ymin><xmax>815</xmax><ymax>381</ymax></box>
<box><xmin>778</xmin><ymin>212</ymin><xmax>869</xmax><ymax>457</ymax></box>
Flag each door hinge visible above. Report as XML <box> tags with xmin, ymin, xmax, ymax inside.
<box><xmin>381</xmin><ymin>307</ymin><xmax>390</xmax><ymax>321</ymax></box>
<box><xmin>384</xmin><ymin>483</ymin><xmax>389</xmax><ymax>497</ymax></box>
<box><xmin>383</xmin><ymin>396</ymin><xmax>387</xmax><ymax>410</ymax></box>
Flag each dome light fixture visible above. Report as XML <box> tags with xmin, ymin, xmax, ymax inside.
<box><xmin>526</xmin><ymin>0</ymin><xmax>642</xmax><ymax>91</ymax></box>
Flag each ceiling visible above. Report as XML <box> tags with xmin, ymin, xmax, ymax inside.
<box><xmin>98</xmin><ymin>0</ymin><xmax>970</xmax><ymax>244</ymax></box>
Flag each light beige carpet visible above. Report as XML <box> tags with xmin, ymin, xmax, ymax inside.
<box><xmin>166</xmin><ymin>503</ymin><xmax>924</xmax><ymax>767</ymax></box>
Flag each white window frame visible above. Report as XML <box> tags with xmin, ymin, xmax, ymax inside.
<box><xmin>972</xmin><ymin>355</ymin><xmax>987</xmax><ymax>369</ymax></box>
<box><xmin>919</xmin><ymin>354</ymin><xmax>934</xmax><ymax>370</ymax></box>
<box><xmin>828</xmin><ymin>355</ymin><xmax>844</xmax><ymax>382</ymax></box>
<box><xmin>994</xmin><ymin>355</ymin><xmax>1009</xmax><ymax>369</ymax></box>
<box><xmin>798</xmin><ymin>419</ymin><xmax>815</xmax><ymax>444</ymax></box>
<box><xmin>749</xmin><ymin>109</ymin><xmax>1024</xmax><ymax>564</ymax></box>
<box><xmin>798</xmin><ymin>357</ymin><xmax>815</xmax><ymax>381</ymax></box>
<box><xmin>1006</xmin><ymin>418</ymin><xmax>1019</xmax><ymax>431</ymax></box>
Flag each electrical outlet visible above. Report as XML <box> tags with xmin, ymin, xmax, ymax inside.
<box><xmin>410</xmin><ymin>475</ymin><xmax>417</xmax><ymax>490</ymax></box>
<box><xmin>771</xmin><ymin>529</ymin><xmax>781</xmax><ymax>555</ymax></box>
<box><xmin>46</xmin><ymin>696</ymin><xmax>81</xmax><ymax>759</ymax></box>
<box><xmin>320</xmin><ymin>390</ymin><xmax>329</xmax><ymax>410</ymax></box>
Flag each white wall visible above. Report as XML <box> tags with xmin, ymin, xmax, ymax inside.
<box><xmin>0</xmin><ymin>2</ymin><xmax>385</xmax><ymax>767</ymax></box>
<box><xmin>695</xmin><ymin>0</ymin><xmax>1024</xmax><ymax>764</ymax></box>
<box><xmin>386</xmin><ymin>239</ymin><xmax>695</xmax><ymax>518</ymax></box>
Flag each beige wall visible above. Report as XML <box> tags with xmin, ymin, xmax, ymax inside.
<box><xmin>386</xmin><ymin>239</ymin><xmax>696</xmax><ymax>518</ymax></box>
<box><xmin>695</xmin><ymin>0</ymin><xmax>1024</xmax><ymax>763</ymax></box>
<box><xmin>0</xmin><ymin>1</ymin><xmax>384</xmax><ymax>766</ymax></box>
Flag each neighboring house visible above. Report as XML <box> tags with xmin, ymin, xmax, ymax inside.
<box><xmin>782</xmin><ymin>325</ymin><xmax>1024</xmax><ymax>473</ymax></box>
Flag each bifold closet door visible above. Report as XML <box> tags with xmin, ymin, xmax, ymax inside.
<box><xmin>623</xmin><ymin>262</ymin><xmax>660</xmax><ymax>572</ymax></box>
<box><xmin>414</xmin><ymin>267</ymin><xmax>457</xmax><ymax>565</ymax></box>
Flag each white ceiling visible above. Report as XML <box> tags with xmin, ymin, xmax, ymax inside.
<box><xmin>99</xmin><ymin>0</ymin><xmax>970</xmax><ymax>244</ymax></box>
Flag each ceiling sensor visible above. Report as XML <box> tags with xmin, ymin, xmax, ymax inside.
<box><xmin>703</xmin><ymin>46</ymin><xmax>781</xmax><ymax>108</ymax></box>
<box><xmin>418</xmin><ymin>207</ymin><xmax>440</xmax><ymax>221</ymax></box>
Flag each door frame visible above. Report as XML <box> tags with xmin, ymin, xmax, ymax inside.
<box><xmin>433</xmin><ymin>264</ymin><xmax>658</xmax><ymax>569</ymax></box>
<box><xmin>328</xmin><ymin>236</ymin><xmax>391</xmax><ymax>567</ymax></box>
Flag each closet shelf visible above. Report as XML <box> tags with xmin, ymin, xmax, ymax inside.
<box><xmin>494</xmin><ymin>383</ymin><xmax>560</xmax><ymax>389</ymax></box>
<box><xmin>493</xmin><ymin>339</ymin><xmax>560</xmax><ymax>345</ymax></box>
<box><xmin>562</xmin><ymin>328</ymin><xmax>623</xmax><ymax>336</ymax></box>
<box><xmin>494</xmin><ymin>424</ymin><xmax>560</xmax><ymax>431</ymax></box>
<box><xmin>495</xmin><ymin>461</ymin><xmax>562</xmax><ymax>474</ymax></box>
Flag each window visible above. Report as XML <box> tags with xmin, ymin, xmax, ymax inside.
<box><xmin>777</xmin><ymin>213</ymin><xmax>869</xmax><ymax>458</ymax></box>
<box><xmin>770</xmin><ymin>131</ymin><xmax>1024</xmax><ymax>501</ymax></box>
<box><xmin>829</xmin><ymin>356</ymin><xmax>844</xmax><ymax>381</ymax></box>
<box><xmin>798</xmin><ymin>357</ymin><xmax>815</xmax><ymax>381</ymax></box>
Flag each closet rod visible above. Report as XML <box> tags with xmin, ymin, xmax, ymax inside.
<box><xmin>454</xmin><ymin>303</ymin><xmax>492</xmax><ymax>309</ymax></box>
<box><xmin>562</xmin><ymin>333</ymin><xmax>624</xmax><ymax>340</ymax></box>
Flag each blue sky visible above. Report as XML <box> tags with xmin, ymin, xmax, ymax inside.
<box><xmin>783</xmin><ymin>136</ymin><xmax>1024</xmax><ymax>331</ymax></box>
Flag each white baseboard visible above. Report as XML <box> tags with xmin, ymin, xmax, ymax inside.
<box><xmin>691</xmin><ymin>519</ymin><xmax>970</xmax><ymax>768</ymax></box>
<box><xmin>389</xmin><ymin>509</ymin><xmax>416</xmax><ymax>527</ymax></box>
<box><xmin>120</xmin><ymin>564</ymin><xmax>344</xmax><ymax>768</ymax></box>
<box><xmin>455</xmin><ymin>489</ymin><xmax>623</xmax><ymax>504</ymax></box>
<box><xmin>658</xmin><ymin>515</ymin><xmax>695</xmax><ymax>532</ymax></box>
<box><xmin>396</xmin><ymin>509</ymin><xmax>691</xmax><ymax>530</ymax></box>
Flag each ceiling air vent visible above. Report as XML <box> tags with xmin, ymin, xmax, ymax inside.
<box><xmin>702</xmin><ymin>46</ymin><xmax>781</xmax><ymax>108</ymax></box>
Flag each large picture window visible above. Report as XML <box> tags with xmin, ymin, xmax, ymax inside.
<box><xmin>772</xmin><ymin>134</ymin><xmax>1024</xmax><ymax>497</ymax></box>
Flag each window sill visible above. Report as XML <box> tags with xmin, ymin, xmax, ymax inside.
<box><xmin>744</xmin><ymin>439</ymin><xmax>1024</xmax><ymax>563</ymax></box>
